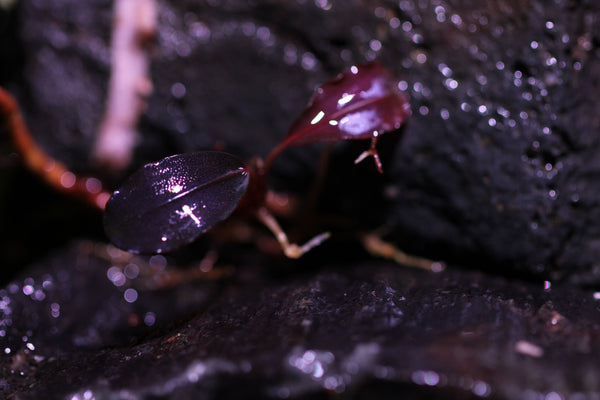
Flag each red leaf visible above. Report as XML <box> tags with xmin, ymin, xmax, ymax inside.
<box><xmin>263</xmin><ymin>61</ymin><xmax>411</xmax><ymax>173</ymax></box>
<box><xmin>285</xmin><ymin>61</ymin><xmax>411</xmax><ymax>146</ymax></box>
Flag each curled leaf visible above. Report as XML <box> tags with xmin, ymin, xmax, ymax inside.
<box><xmin>104</xmin><ymin>151</ymin><xmax>249</xmax><ymax>254</ymax></box>
<box><xmin>265</xmin><ymin>61</ymin><xmax>411</xmax><ymax>173</ymax></box>
<box><xmin>286</xmin><ymin>61</ymin><xmax>410</xmax><ymax>143</ymax></box>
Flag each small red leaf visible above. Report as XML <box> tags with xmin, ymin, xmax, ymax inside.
<box><xmin>285</xmin><ymin>61</ymin><xmax>411</xmax><ymax>146</ymax></box>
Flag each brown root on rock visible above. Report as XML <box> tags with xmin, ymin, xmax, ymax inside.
<box><xmin>0</xmin><ymin>87</ymin><xmax>111</xmax><ymax>210</ymax></box>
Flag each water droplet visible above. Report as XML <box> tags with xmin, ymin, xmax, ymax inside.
<box><xmin>544</xmin><ymin>391</ymin><xmax>563</xmax><ymax>400</ymax></box>
<box><xmin>412</xmin><ymin>33</ymin><xmax>424</xmax><ymax>44</ymax></box>
<box><xmin>438</xmin><ymin>63</ymin><xmax>452</xmax><ymax>77</ymax></box>
<box><xmin>171</xmin><ymin>82</ymin><xmax>186</xmax><ymax>99</ymax></box>
<box><xmin>412</xmin><ymin>370</ymin><xmax>441</xmax><ymax>386</ymax></box>
<box><xmin>434</xmin><ymin>6</ymin><xmax>446</xmax><ymax>22</ymax></box>
<box><xmin>60</xmin><ymin>171</ymin><xmax>76</xmax><ymax>189</ymax></box>
<box><xmin>149</xmin><ymin>255</ymin><xmax>167</xmax><ymax>269</ymax></box>
<box><xmin>107</xmin><ymin>266</ymin><xmax>126</xmax><ymax>287</ymax></box>
<box><xmin>301</xmin><ymin>52</ymin><xmax>317</xmax><ymax>70</ymax></box>
<box><xmin>50</xmin><ymin>303</ymin><xmax>60</xmax><ymax>318</ymax></box>
<box><xmin>283</xmin><ymin>44</ymin><xmax>298</xmax><ymax>65</ymax></box>
<box><xmin>144</xmin><ymin>312</ymin><xmax>156</xmax><ymax>326</ymax></box>
<box><xmin>315</xmin><ymin>0</ymin><xmax>332</xmax><ymax>11</ymax></box>
<box><xmin>124</xmin><ymin>263</ymin><xmax>140</xmax><ymax>279</ymax></box>
<box><xmin>124</xmin><ymin>288</ymin><xmax>138</xmax><ymax>303</ymax></box>
<box><xmin>189</xmin><ymin>22</ymin><xmax>211</xmax><ymax>41</ymax></box>
<box><xmin>450</xmin><ymin>14</ymin><xmax>463</xmax><ymax>26</ymax></box>
<box><xmin>545</xmin><ymin>57</ymin><xmax>557</xmax><ymax>66</ymax></box>
<box><xmin>570</xmin><ymin>193</ymin><xmax>580</xmax><ymax>203</ymax></box>
<box><xmin>33</xmin><ymin>290</ymin><xmax>45</xmax><ymax>301</ymax></box>
<box><xmin>369</xmin><ymin>39</ymin><xmax>382</xmax><ymax>52</ymax></box>
<box><xmin>444</xmin><ymin>79</ymin><xmax>458</xmax><ymax>90</ymax></box>
<box><xmin>85</xmin><ymin>178</ymin><xmax>102</xmax><ymax>194</ymax></box>
<box><xmin>256</xmin><ymin>26</ymin><xmax>271</xmax><ymax>41</ymax></box>
<box><xmin>472</xmin><ymin>381</ymin><xmax>491</xmax><ymax>397</ymax></box>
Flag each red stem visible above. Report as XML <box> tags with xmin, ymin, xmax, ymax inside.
<box><xmin>0</xmin><ymin>87</ymin><xmax>111</xmax><ymax>210</ymax></box>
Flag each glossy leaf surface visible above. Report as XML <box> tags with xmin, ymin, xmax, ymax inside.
<box><xmin>284</xmin><ymin>61</ymin><xmax>411</xmax><ymax>147</ymax></box>
<box><xmin>104</xmin><ymin>151</ymin><xmax>249</xmax><ymax>254</ymax></box>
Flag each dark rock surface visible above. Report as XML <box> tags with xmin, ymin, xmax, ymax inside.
<box><xmin>3</xmin><ymin>0</ymin><xmax>600</xmax><ymax>399</ymax></box>
<box><xmin>3</xmin><ymin>242</ymin><xmax>600</xmax><ymax>400</ymax></box>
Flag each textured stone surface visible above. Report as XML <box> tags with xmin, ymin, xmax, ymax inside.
<box><xmin>3</xmin><ymin>243</ymin><xmax>600</xmax><ymax>399</ymax></box>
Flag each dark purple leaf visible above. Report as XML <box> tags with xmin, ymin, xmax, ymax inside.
<box><xmin>103</xmin><ymin>151</ymin><xmax>249</xmax><ymax>254</ymax></box>
<box><xmin>284</xmin><ymin>61</ymin><xmax>411</xmax><ymax>147</ymax></box>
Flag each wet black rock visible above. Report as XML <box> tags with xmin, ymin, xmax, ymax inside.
<box><xmin>14</xmin><ymin>0</ymin><xmax>113</xmax><ymax>169</ymax></box>
<box><xmin>380</xmin><ymin>0</ymin><xmax>600</xmax><ymax>281</ymax></box>
<box><xmin>3</xmin><ymin>243</ymin><xmax>600</xmax><ymax>399</ymax></box>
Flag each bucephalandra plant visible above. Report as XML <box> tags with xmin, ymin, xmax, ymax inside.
<box><xmin>102</xmin><ymin>61</ymin><xmax>411</xmax><ymax>257</ymax></box>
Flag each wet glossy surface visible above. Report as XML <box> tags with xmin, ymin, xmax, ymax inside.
<box><xmin>4</xmin><ymin>245</ymin><xmax>600</xmax><ymax>399</ymax></box>
<box><xmin>104</xmin><ymin>151</ymin><xmax>249</xmax><ymax>254</ymax></box>
<box><xmin>284</xmin><ymin>61</ymin><xmax>411</xmax><ymax>146</ymax></box>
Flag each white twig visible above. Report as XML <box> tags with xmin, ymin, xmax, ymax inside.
<box><xmin>94</xmin><ymin>0</ymin><xmax>157</xmax><ymax>171</ymax></box>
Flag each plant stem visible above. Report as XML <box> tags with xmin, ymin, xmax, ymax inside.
<box><xmin>0</xmin><ymin>87</ymin><xmax>111</xmax><ymax>210</ymax></box>
<box><xmin>256</xmin><ymin>206</ymin><xmax>330</xmax><ymax>258</ymax></box>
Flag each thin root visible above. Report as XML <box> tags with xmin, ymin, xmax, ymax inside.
<box><xmin>354</xmin><ymin>136</ymin><xmax>383</xmax><ymax>173</ymax></box>
<box><xmin>257</xmin><ymin>207</ymin><xmax>330</xmax><ymax>258</ymax></box>
<box><xmin>0</xmin><ymin>87</ymin><xmax>111</xmax><ymax>210</ymax></box>
<box><xmin>361</xmin><ymin>233</ymin><xmax>445</xmax><ymax>272</ymax></box>
<box><xmin>89</xmin><ymin>242</ymin><xmax>231</xmax><ymax>290</ymax></box>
